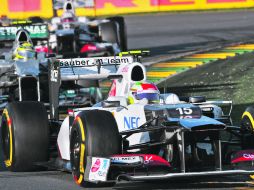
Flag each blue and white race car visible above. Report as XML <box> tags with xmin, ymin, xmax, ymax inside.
<box><xmin>1</xmin><ymin>52</ymin><xmax>254</xmax><ymax>187</ymax></box>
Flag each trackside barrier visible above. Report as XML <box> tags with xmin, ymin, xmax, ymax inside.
<box><xmin>1</xmin><ymin>0</ymin><xmax>254</xmax><ymax>19</ymax></box>
<box><xmin>0</xmin><ymin>0</ymin><xmax>53</xmax><ymax>19</ymax></box>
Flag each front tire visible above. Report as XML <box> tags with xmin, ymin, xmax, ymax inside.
<box><xmin>70</xmin><ymin>110</ymin><xmax>120</xmax><ymax>187</ymax></box>
<box><xmin>241</xmin><ymin>106</ymin><xmax>254</xmax><ymax>149</ymax></box>
<box><xmin>1</xmin><ymin>102</ymin><xmax>49</xmax><ymax>171</ymax></box>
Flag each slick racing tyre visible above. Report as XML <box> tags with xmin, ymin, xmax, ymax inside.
<box><xmin>241</xmin><ymin>106</ymin><xmax>254</xmax><ymax>149</ymax></box>
<box><xmin>73</xmin><ymin>40</ymin><xmax>77</xmax><ymax>54</ymax></box>
<box><xmin>70</xmin><ymin>110</ymin><xmax>120</xmax><ymax>187</ymax></box>
<box><xmin>99</xmin><ymin>22</ymin><xmax>119</xmax><ymax>47</ymax></box>
<box><xmin>107</xmin><ymin>16</ymin><xmax>128</xmax><ymax>51</ymax></box>
<box><xmin>56</xmin><ymin>39</ymin><xmax>63</xmax><ymax>54</ymax></box>
<box><xmin>1</xmin><ymin>102</ymin><xmax>49</xmax><ymax>171</ymax></box>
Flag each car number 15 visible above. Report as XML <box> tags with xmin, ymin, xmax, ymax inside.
<box><xmin>176</xmin><ymin>107</ymin><xmax>193</xmax><ymax>115</ymax></box>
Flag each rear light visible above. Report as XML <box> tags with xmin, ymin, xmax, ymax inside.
<box><xmin>80</xmin><ymin>44</ymin><xmax>97</xmax><ymax>53</ymax></box>
<box><xmin>35</xmin><ymin>46</ymin><xmax>52</xmax><ymax>53</ymax></box>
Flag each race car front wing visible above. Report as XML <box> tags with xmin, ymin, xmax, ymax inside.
<box><xmin>117</xmin><ymin>169</ymin><xmax>254</xmax><ymax>181</ymax></box>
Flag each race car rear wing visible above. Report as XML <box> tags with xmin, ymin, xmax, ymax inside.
<box><xmin>58</xmin><ymin>56</ymin><xmax>133</xmax><ymax>81</ymax></box>
<box><xmin>48</xmin><ymin>56</ymin><xmax>133</xmax><ymax>120</ymax></box>
<box><xmin>0</xmin><ymin>23</ymin><xmax>49</xmax><ymax>42</ymax></box>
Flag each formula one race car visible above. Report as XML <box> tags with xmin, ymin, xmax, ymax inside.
<box><xmin>0</xmin><ymin>24</ymin><xmax>102</xmax><ymax>111</ymax></box>
<box><xmin>0</xmin><ymin>24</ymin><xmax>51</xmax><ymax>105</ymax></box>
<box><xmin>50</xmin><ymin>0</ymin><xmax>127</xmax><ymax>57</ymax></box>
<box><xmin>1</xmin><ymin>52</ymin><xmax>254</xmax><ymax>187</ymax></box>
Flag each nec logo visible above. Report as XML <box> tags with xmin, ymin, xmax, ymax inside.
<box><xmin>124</xmin><ymin>116</ymin><xmax>140</xmax><ymax>129</ymax></box>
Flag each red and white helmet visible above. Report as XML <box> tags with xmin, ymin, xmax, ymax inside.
<box><xmin>128</xmin><ymin>81</ymin><xmax>160</xmax><ymax>104</ymax></box>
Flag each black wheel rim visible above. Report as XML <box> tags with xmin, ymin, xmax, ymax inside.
<box><xmin>242</xmin><ymin>116</ymin><xmax>253</xmax><ymax>134</ymax></box>
<box><xmin>70</xmin><ymin>128</ymin><xmax>81</xmax><ymax>175</ymax></box>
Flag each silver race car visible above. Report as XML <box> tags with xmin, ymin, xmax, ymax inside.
<box><xmin>0</xmin><ymin>24</ymin><xmax>102</xmax><ymax>111</ymax></box>
<box><xmin>0</xmin><ymin>24</ymin><xmax>50</xmax><ymax>106</ymax></box>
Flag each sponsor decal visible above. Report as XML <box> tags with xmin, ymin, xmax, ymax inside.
<box><xmin>111</xmin><ymin>156</ymin><xmax>142</xmax><ymax>164</ymax></box>
<box><xmin>96</xmin><ymin>0</ymin><xmax>136</xmax><ymax>8</ymax></box>
<box><xmin>231</xmin><ymin>150</ymin><xmax>254</xmax><ymax>164</ymax></box>
<box><xmin>0</xmin><ymin>25</ymin><xmax>48</xmax><ymax>40</ymax></box>
<box><xmin>124</xmin><ymin>116</ymin><xmax>140</xmax><ymax>129</ymax></box>
<box><xmin>144</xmin><ymin>155</ymin><xmax>153</xmax><ymax>164</ymax></box>
<box><xmin>58</xmin><ymin>57</ymin><xmax>132</xmax><ymax>67</ymax></box>
<box><xmin>153</xmin><ymin>0</ymin><xmax>194</xmax><ymax>6</ymax></box>
<box><xmin>59</xmin><ymin>0</ymin><xmax>253</xmax><ymax>17</ymax></box>
<box><xmin>142</xmin><ymin>155</ymin><xmax>170</xmax><ymax>166</ymax></box>
<box><xmin>1</xmin><ymin>0</ymin><xmax>53</xmax><ymax>19</ymax></box>
<box><xmin>89</xmin><ymin>157</ymin><xmax>110</xmax><ymax>181</ymax></box>
<box><xmin>243</xmin><ymin>154</ymin><xmax>254</xmax><ymax>159</ymax></box>
<box><xmin>121</xmin><ymin>66</ymin><xmax>129</xmax><ymax>73</ymax></box>
<box><xmin>111</xmin><ymin>154</ymin><xmax>171</xmax><ymax>167</ymax></box>
<box><xmin>91</xmin><ymin>159</ymin><xmax>101</xmax><ymax>173</ymax></box>
<box><xmin>1</xmin><ymin>0</ymin><xmax>253</xmax><ymax>19</ymax></box>
<box><xmin>54</xmin><ymin>0</ymin><xmax>94</xmax><ymax>9</ymax></box>
<box><xmin>101</xmin><ymin>159</ymin><xmax>109</xmax><ymax>170</ymax></box>
<box><xmin>207</xmin><ymin>0</ymin><xmax>245</xmax><ymax>3</ymax></box>
<box><xmin>108</xmin><ymin>80</ymin><xmax>116</xmax><ymax>97</ymax></box>
<box><xmin>8</xmin><ymin>0</ymin><xmax>41</xmax><ymax>12</ymax></box>
<box><xmin>59</xmin><ymin>59</ymin><xmax>92</xmax><ymax>67</ymax></box>
<box><xmin>1</xmin><ymin>0</ymin><xmax>253</xmax><ymax>21</ymax></box>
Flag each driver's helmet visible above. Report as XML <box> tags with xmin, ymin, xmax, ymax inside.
<box><xmin>61</xmin><ymin>11</ymin><xmax>76</xmax><ymax>23</ymax></box>
<box><xmin>13</xmin><ymin>42</ymin><xmax>36</xmax><ymax>61</ymax></box>
<box><xmin>128</xmin><ymin>81</ymin><xmax>160</xmax><ymax>104</ymax></box>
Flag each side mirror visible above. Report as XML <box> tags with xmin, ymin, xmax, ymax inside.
<box><xmin>102</xmin><ymin>101</ymin><xmax>120</xmax><ymax>108</ymax></box>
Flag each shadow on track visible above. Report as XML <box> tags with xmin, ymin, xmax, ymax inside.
<box><xmin>0</xmin><ymin>132</ymin><xmax>6</xmax><ymax>171</ymax></box>
<box><xmin>114</xmin><ymin>176</ymin><xmax>254</xmax><ymax>190</ymax></box>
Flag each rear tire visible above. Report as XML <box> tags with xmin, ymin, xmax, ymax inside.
<box><xmin>56</xmin><ymin>39</ymin><xmax>63</xmax><ymax>54</ymax></box>
<box><xmin>107</xmin><ymin>16</ymin><xmax>127</xmax><ymax>51</ymax></box>
<box><xmin>73</xmin><ymin>40</ymin><xmax>77</xmax><ymax>54</ymax></box>
<box><xmin>99</xmin><ymin>22</ymin><xmax>118</xmax><ymax>46</ymax></box>
<box><xmin>1</xmin><ymin>101</ymin><xmax>49</xmax><ymax>171</ymax></box>
<box><xmin>70</xmin><ymin>110</ymin><xmax>120</xmax><ymax>187</ymax></box>
<box><xmin>241</xmin><ymin>106</ymin><xmax>254</xmax><ymax>149</ymax></box>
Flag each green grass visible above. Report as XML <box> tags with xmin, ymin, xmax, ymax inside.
<box><xmin>157</xmin><ymin>52</ymin><xmax>254</xmax><ymax>125</ymax></box>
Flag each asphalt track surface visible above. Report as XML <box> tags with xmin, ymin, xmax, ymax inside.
<box><xmin>126</xmin><ymin>10</ymin><xmax>254</xmax><ymax>63</ymax></box>
<box><xmin>2</xmin><ymin>10</ymin><xmax>254</xmax><ymax>190</ymax></box>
